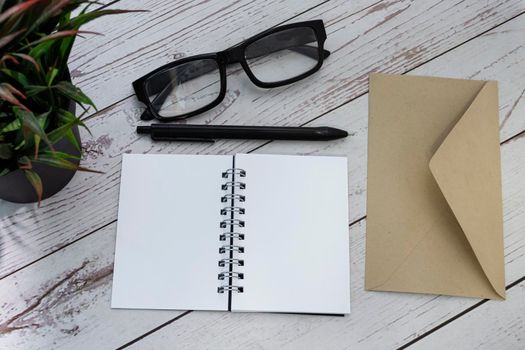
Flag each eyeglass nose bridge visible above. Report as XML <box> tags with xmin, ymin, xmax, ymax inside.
<box><xmin>219</xmin><ymin>46</ymin><xmax>245</xmax><ymax>65</ymax></box>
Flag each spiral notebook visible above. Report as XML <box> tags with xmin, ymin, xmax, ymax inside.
<box><xmin>111</xmin><ymin>153</ymin><xmax>351</xmax><ymax>315</ymax></box>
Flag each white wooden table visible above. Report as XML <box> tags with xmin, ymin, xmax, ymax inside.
<box><xmin>1</xmin><ymin>1</ymin><xmax>525</xmax><ymax>349</ymax></box>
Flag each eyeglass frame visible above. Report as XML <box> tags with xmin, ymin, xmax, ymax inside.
<box><xmin>132</xmin><ymin>19</ymin><xmax>330</xmax><ymax>122</ymax></box>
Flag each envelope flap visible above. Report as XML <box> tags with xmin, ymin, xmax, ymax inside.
<box><xmin>429</xmin><ymin>81</ymin><xmax>505</xmax><ymax>299</ymax></box>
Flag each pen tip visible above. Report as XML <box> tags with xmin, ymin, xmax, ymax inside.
<box><xmin>325</xmin><ymin>127</ymin><xmax>348</xmax><ymax>139</ymax></box>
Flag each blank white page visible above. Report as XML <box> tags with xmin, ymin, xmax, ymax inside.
<box><xmin>232</xmin><ymin>154</ymin><xmax>350</xmax><ymax>314</ymax></box>
<box><xmin>111</xmin><ymin>154</ymin><xmax>231</xmax><ymax>311</ymax></box>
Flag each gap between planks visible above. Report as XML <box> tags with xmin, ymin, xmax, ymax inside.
<box><xmin>115</xmin><ymin>311</ymin><xmax>192</xmax><ymax>350</ymax></box>
<box><xmin>2</xmin><ymin>2</ymin><xmax>522</xmax><ymax>348</ymax></box>
<box><xmin>0</xmin><ymin>219</ymin><xmax>117</xmax><ymax>282</ymax></box>
<box><xmin>114</xmin><ymin>11</ymin><xmax>525</xmax><ymax>349</ymax></box>
<box><xmin>250</xmin><ymin>8</ymin><xmax>525</xmax><ymax>153</ymax></box>
<box><xmin>397</xmin><ymin>275</ymin><xmax>525</xmax><ymax>350</ymax></box>
<box><xmin>0</xmin><ymin>0</ymin><xmax>336</xmax><ymax>283</ymax></box>
<box><xmin>80</xmin><ymin>6</ymin><xmax>525</xmax><ymax>145</ymax></box>
<box><xmin>115</xmin><ymin>251</ymin><xmax>525</xmax><ymax>350</ymax></box>
<box><xmin>1</xmin><ymin>3</ymin><xmax>523</xmax><ymax>345</ymax></box>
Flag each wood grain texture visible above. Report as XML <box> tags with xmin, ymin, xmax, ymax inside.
<box><xmin>2</xmin><ymin>15</ymin><xmax>525</xmax><ymax>349</ymax></box>
<box><xmin>71</xmin><ymin>0</ymin><xmax>525</xmax><ymax>138</ymax></box>
<box><xmin>0</xmin><ymin>223</ymin><xmax>183</xmax><ymax>350</ymax></box>
<box><xmin>128</xmin><ymin>152</ymin><xmax>525</xmax><ymax>350</ymax></box>
<box><xmin>410</xmin><ymin>281</ymin><xmax>525</xmax><ymax>350</ymax></box>
<box><xmin>1</xmin><ymin>0</ymin><xmax>524</xmax><ymax>282</ymax></box>
<box><xmin>257</xmin><ymin>14</ymin><xmax>525</xmax><ymax>251</ymax></box>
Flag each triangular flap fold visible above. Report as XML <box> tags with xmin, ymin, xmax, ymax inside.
<box><xmin>429</xmin><ymin>81</ymin><xmax>505</xmax><ymax>299</ymax></box>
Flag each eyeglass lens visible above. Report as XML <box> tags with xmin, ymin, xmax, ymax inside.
<box><xmin>245</xmin><ymin>27</ymin><xmax>319</xmax><ymax>83</ymax></box>
<box><xmin>144</xmin><ymin>58</ymin><xmax>221</xmax><ymax>118</ymax></box>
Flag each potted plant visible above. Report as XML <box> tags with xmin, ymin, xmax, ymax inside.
<box><xmin>0</xmin><ymin>0</ymin><xmax>133</xmax><ymax>205</ymax></box>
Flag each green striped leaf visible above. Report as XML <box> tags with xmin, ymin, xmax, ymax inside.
<box><xmin>23</xmin><ymin>169</ymin><xmax>43</xmax><ymax>206</ymax></box>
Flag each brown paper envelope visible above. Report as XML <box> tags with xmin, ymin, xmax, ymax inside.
<box><xmin>365</xmin><ymin>73</ymin><xmax>505</xmax><ymax>300</ymax></box>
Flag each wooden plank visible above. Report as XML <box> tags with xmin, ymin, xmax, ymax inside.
<box><xmin>121</xmin><ymin>118</ymin><xmax>525</xmax><ymax>350</ymax></box>
<box><xmin>0</xmin><ymin>0</ymin><xmax>329</xmax><ymax>278</ymax></box>
<box><xmin>0</xmin><ymin>223</ymin><xmax>183</xmax><ymax>350</ymax></box>
<box><xmin>2</xmin><ymin>1</ymin><xmax>524</xmax><ymax>281</ymax></box>
<box><xmin>1</xmin><ymin>140</ymin><xmax>524</xmax><ymax>350</ymax></box>
<box><xmin>125</xmin><ymin>14</ymin><xmax>525</xmax><ymax>347</ymax></box>
<box><xmin>2</xmin><ymin>16</ymin><xmax>525</xmax><ymax>349</ymax></box>
<box><xmin>71</xmin><ymin>0</ymin><xmax>525</xmax><ymax>139</ymax></box>
<box><xmin>410</xmin><ymin>280</ymin><xmax>525</xmax><ymax>350</ymax></box>
<box><xmin>0</xmin><ymin>0</ymin><xmax>523</xmax><ymax>282</ymax></box>
<box><xmin>256</xmin><ymin>13</ymin><xmax>525</xmax><ymax>234</ymax></box>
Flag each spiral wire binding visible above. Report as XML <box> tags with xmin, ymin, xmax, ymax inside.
<box><xmin>219</xmin><ymin>245</ymin><xmax>244</xmax><ymax>253</ymax></box>
<box><xmin>222</xmin><ymin>169</ymin><xmax>246</xmax><ymax>178</ymax></box>
<box><xmin>218</xmin><ymin>272</ymin><xmax>244</xmax><ymax>280</ymax></box>
<box><xmin>221</xmin><ymin>194</ymin><xmax>245</xmax><ymax>203</ymax></box>
<box><xmin>218</xmin><ymin>168</ymin><xmax>246</xmax><ymax>294</ymax></box>
<box><xmin>221</xmin><ymin>207</ymin><xmax>245</xmax><ymax>215</ymax></box>
<box><xmin>218</xmin><ymin>258</ymin><xmax>244</xmax><ymax>267</ymax></box>
<box><xmin>219</xmin><ymin>232</ymin><xmax>245</xmax><ymax>241</ymax></box>
<box><xmin>222</xmin><ymin>181</ymin><xmax>246</xmax><ymax>190</ymax></box>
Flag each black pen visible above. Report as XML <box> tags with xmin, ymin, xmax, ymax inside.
<box><xmin>136</xmin><ymin>124</ymin><xmax>348</xmax><ymax>142</ymax></box>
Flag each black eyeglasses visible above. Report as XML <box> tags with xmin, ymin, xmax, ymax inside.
<box><xmin>133</xmin><ymin>20</ymin><xmax>330</xmax><ymax>122</ymax></box>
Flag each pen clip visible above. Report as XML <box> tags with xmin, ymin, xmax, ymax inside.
<box><xmin>151</xmin><ymin>136</ymin><xmax>215</xmax><ymax>143</ymax></box>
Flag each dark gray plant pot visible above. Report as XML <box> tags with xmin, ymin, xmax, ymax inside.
<box><xmin>0</xmin><ymin>103</ymin><xmax>81</xmax><ymax>203</ymax></box>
